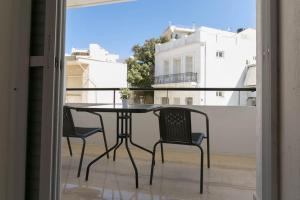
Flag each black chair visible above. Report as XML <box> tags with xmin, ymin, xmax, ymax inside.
<box><xmin>63</xmin><ymin>106</ymin><xmax>109</xmax><ymax>177</ymax></box>
<box><xmin>150</xmin><ymin>107</ymin><xmax>210</xmax><ymax>194</ymax></box>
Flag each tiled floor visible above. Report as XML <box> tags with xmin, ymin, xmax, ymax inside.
<box><xmin>61</xmin><ymin>143</ymin><xmax>256</xmax><ymax>200</ymax></box>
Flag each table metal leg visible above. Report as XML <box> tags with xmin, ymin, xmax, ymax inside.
<box><xmin>128</xmin><ymin>113</ymin><xmax>153</xmax><ymax>154</ymax></box>
<box><xmin>85</xmin><ymin>140</ymin><xmax>119</xmax><ymax>181</ymax></box>
<box><xmin>86</xmin><ymin>112</ymin><xmax>145</xmax><ymax>188</ymax></box>
<box><xmin>113</xmin><ymin>138</ymin><xmax>123</xmax><ymax>161</ymax></box>
<box><xmin>124</xmin><ymin>112</ymin><xmax>139</xmax><ymax>188</ymax></box>
<box><xmin>85</xmin><ymin>112</ymin><xmax>121</xmax><ymax>181</ymax></box>
<box><xmin>125</xmin><ymin>135</ymin><xmax>139</xmax><ymax>188</ymax></box>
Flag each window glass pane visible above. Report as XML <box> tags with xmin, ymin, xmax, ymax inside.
<box><xmin>163</xmin><ymin>60</ymin><xmax>169</xmax><ymax>75</ymax></box>
<box><xmin>173</xmin><ymin>58</ymin><xmax>181</xmax><ymax>74</ymax></box>
<box><xmin>216</xmin><ymin>91</ymin><xmax>225</xmax><ymax>97</ymax></box>
<box><xmin>185</xmin><ymin>97</ymin><xmax>193</xmax><ymax>105</ymax></box>
<box><xmin>161</xmin><ymin>97</ymin><xmax>169</xmax><ymax>105</ymax></box>
<box><xmin>216</xmin><ymin>51</ymin><xmax>225</xmax><ymax>58</ymax></box>
<box><xmin>185</xmin><ymin>56</ymin><xmax>193</xmax><ymax>72</ymax></box>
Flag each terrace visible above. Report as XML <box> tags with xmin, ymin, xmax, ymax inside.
<box><xmin>61</xmin><ymin>87</ymin><xmax>256</xmax><ymax>199</ymax></box>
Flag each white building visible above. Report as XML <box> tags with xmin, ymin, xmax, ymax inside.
<box><xmin>153</xmin><ymin>25</ymin><xmax>256</xmax><ymax>106</ymax></box>
<box><xmin>66</xmin><ymin>44</ymin><xmax>127</xmax><ymax>103</ymax></box>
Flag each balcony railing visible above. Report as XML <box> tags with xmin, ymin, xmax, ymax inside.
<box><xmin>154</xmin><ymin>72</ymin><xmax>198</xmax><ymax>84</ymax></box>
<box><xmin>66</xmin><ymin>87</ymin><xmax>256</xmax><ymax>106</ymax></box>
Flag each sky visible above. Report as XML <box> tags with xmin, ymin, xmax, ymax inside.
<box><xmin>65</xmin><ymin>0</ymin><xmax>256</xmax><ymax>59</ymax></box>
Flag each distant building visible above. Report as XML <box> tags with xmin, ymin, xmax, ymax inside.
<box><xmin>65</xmin><ymin>44</ymin><xmax>127</xmax><ymax>103</ymax></box>
<box><xmin>152</xmin><ymin>25</ymin><xmax>256</xmax><ymax>106</ymax></box>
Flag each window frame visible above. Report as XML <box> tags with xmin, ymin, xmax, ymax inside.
<box><xmin>173</xmin><ymin>57</ymin><xmax>182</xmax><ymax>74</ymax></box>
<box><xmin>185</xmin><ymin>56</ymin><xmax>194</xmax><ymax>73</ymax></box>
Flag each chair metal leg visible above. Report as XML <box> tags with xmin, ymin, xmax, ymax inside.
<box><xmin>98</xmin><ymin>113</ymin><xmax>109</xmax><ymax>159</ymax></box>
<box><xmin>67</xmin><ymin>137</ymin><xmax>73</xmax><ymax>157</ymax></box>
<box><xmin>77</xmin><ymin>138</ymin><xmax>86</xmax><ymax>178</ymax></box>
<box><xmin>102</xmin><ymin>131</ymin><xmax>109</xmax><ymax>159</ymax></box>
<box><xmin>85</xmin><ymin>112</ymin><xmax>120</xmax><ymax>181</ymax></box>
<box><xmin>207</xmin><ymin>139</ymin><xmax>210</xmax><ymax>168</ymax></box>
<box><xmin>150</xmin><ymin>141</ymin><xmax>160</xmax><ymax>185</ymax></box>
<box><xmin>113</xmin><ymin>138</ymin><xmax>123</xmax><ymax>161</ymax></box>
<box><xmin>125</xmin><ymin>137</ymin><xmax>139</xmax><ymax>188</ymax></box>
<box><xmin>160</xmin><ymin>142</ymin><xmax>164</xmax><ymax>163</ymax></box>
<box><xmin>197</xmin><ymin>145</ymin><xmax>204</xmax><ymax>194</ymax></box>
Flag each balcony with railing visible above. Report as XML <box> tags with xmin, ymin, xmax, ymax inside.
<box><xmin>62</xmin><ymin>87</ymin><xmax>257</xmax><ymax>199</ymax></box>
<box><xmin>154</xmin><ymin>72</ymin><xmax>198</xmax><ymax>84</ymax></box>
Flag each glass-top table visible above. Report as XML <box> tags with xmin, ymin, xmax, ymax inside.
<box><xmin>73</xmin><ymin>104</ymin><xmax>161</xmax><ymax>188</ymax></box>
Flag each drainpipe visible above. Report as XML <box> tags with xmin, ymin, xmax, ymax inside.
<box><xmin>201</xmin><ymin>42</ymin><xmax>207</xmax><ymax>105</ymax></box>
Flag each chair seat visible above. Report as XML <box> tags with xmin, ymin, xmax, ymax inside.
<box><xmin>74</xmin><ymin>127</ymin><xmax>102</xmax><ymax>138</ymax></box>
<box><xmin>192</xmin><ymin>133</ymin><xmax>205</xmax><ymax>145</ymax></box>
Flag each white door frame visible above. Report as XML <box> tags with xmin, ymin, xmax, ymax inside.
<box><xmin>256</xmin><ymin>0</ymin><xmax>279</xmax><ymax>199</ymax></box>
<box><xmin>43</xmin><ymin>0</ymin><xmax>280</xmax><ymax>199</ymax></box>
<box><xmin>29</xmin><ymin>0</ymin><xmax>66</xmax><ymax>199</ymax></box>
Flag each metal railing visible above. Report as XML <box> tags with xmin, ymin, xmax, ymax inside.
<box><xmin>66</xmin><ymin>87</ymin><xmax>256</xmax><ymax>106</ymax></box>
<box><xmin>154</xmin><ymin>72</ymin><xmax>198</xmax><ymax>84</ymax></box>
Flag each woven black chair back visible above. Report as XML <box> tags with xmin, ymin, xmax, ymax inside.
<box><xmin>63</xmin><ymin>106</ymin><xmax>76</xmax><ymax>137</ymax></box>
<box><xmin>159</xmin><ymin>108</ymin><xmax>192</xmax><ymax>144</ymax></box>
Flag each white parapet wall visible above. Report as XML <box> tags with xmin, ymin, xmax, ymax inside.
<box><xmin>67</xmin><ymin>104</ymin><xmax>256</xmax><ymax>156</ymax></box>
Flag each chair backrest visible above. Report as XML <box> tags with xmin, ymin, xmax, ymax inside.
<box><xmin>158</xmin><ymin>107</ymin><xmax>193</xmax><ymax>144</ymax></box>
<box><xmin>63</xmin><ymin>106</ymin><xmax>76</xmax><ymax>137</ymax></box>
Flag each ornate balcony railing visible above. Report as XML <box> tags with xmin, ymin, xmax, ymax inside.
<box><xmin>154</xmin><ymin>72</ymin><xmax>198</xmax><ymax>84</ymax></box>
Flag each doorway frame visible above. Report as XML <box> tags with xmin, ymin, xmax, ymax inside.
<box><xmin>256</xmin><ymin>0</ymin><xmax>279</xmax><ymax>199</ymax></box>
<box><xmin>14</xmin><ymin>0</ymin><xmax>279</xmax><ymax>199</ymax></box>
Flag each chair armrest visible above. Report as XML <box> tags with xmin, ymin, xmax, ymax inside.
<box><xmin>153</xmin><ymin>110</ymin><xmax>160</xmax><ymax>118</ymax></box>
<box><xmin>191</xmin><ymin>110</ymin><xmax>210</xmax><ymax>139</ymax></box>
<box><xmin>77</xmin><ymin>111</ymin><xmax>106</xmax><ymax>130</ymax></box>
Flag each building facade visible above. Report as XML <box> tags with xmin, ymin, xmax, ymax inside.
<box><xmin>152</xmin><ymin>26</ymin><xmax>256</xmax><ymax>106</ymax></box>
<box><xmin>66</xmin><ymin>44</ymin><xmax>127</xmax><ymax>103</ymax></box>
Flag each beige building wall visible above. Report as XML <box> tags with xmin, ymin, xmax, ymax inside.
<box><xmin>65</xmin><ymin>61</ymin><xmax>89</xmax><ymax>103</ymax></box>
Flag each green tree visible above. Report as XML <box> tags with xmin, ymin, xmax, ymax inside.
<box><xmin>127</xmin><ymin>37</ymin><xmax>169</xmax><ymax>88</ymax></box>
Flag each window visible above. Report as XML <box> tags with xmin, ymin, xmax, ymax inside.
<box><xmin>185</xmin><ymin>97</ymin><xmax>193</xmax><ymax>105</ymax></box>
<box><xmin>163</xmin><ymin>60</ymin><xmax>169</xmax><ymax>75</ymax></box>
<box><xmin>216</xmin><ymin>91</ymin><xmax>225</xmax><ymax>97</ymax></box>
<box><xmin>173</xmin><ymin>58</ymin><xmax>181</xmax><ymax>74</ymax></box>
<box><xmin>216</xmin><ymin>51</ymin><xmax>225</xmax><ymax>58</ymax></box>
<box><xmin>185</xmin><ymin>56</ymin><xmax>193</xmax><ymax>72</ymax></box>
<box><xmin>173</xmin><ymin>97</ymin><xmax>180</xmax><ymax>105</ymax></box>
<box><xmin>161</xmin><ymin>97</ymin><xmax>169</xmax><ymax>105</ymax></box>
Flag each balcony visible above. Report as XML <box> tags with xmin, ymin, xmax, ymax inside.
<box><xmin>61</xmin><ymin>105</ymin><xmax>256</xmax><ymax>199</ymax></box>
<box><xmin>62</xmin><ymin>87</ymin><xmax>256</xmax><ymax>199</ymax></box>
<box><xmin>155</xmin><ymin>72</ymin><xmax>198</xmax><ymax>84</ymax></box>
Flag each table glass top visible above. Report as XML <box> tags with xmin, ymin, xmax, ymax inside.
<box><xmin>74</xmin><ymin>104</ymin><xmax>161</xmax><ymax>113</ymax></box>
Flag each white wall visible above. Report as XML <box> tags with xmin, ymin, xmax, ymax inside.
<box><xmin>78</xmin><ymin>59</ymin><xmax>127</xmax><ymax>103</ymax></box>
<box><xmin>154</xmin><ymin>90</ymin><xmax>201</xmax><ymax>105</ymax></box>
<box><xmin>154</xmin><ymin>27</ymin><xmax>256</xmax><ymax>106</ymax></box>
<box><xmin>279</xmin><ymin>0</ymin><xmax>300</xmax><ymax>199</ymax></box>
<box><xmin>0</xmin><ymin>0</ymin><xmax>30</xmax><ymax>199</ymax></box>
<box><xmin>203</xmin><ymin>29</ymin><xmax>256</xmax><ymax>105</ymax></box>
<box><xmin>68</xmin><ymin>105</ymin><xmax>256</xmax><ymax>156</ymax></box>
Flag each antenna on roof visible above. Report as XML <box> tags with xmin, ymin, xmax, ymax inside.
<box><xmin>192</xmin><ymin>22</ymin><xmax>196</xmax><ymax>29</ymax></box>
<box><xmin>168</xmin><ymin>21</ymin><xmax>172</xmax><ymax>27</ymax></box>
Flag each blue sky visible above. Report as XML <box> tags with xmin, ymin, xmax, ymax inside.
<box><xmin>65</xmin><ymin>0</ymin><xmax>256</xmax><ymax>59</ymax></box>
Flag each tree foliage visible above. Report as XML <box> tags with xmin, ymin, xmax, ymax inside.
<box><xmin>126</xmin><ymin>37</ymin><xmax>169</xmax><ymax>88</ymax></box>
